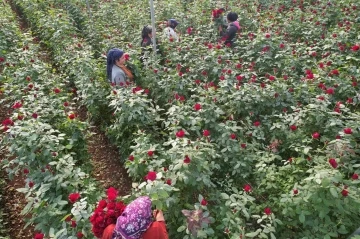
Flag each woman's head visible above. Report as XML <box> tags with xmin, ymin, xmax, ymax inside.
<box><xmin>106</xmin><ymin>48</ymin><xmax>124</xmax><ymax>80</ymax></box>
<box><xmin>168</xmin><ymin>19</ymin><xmax>179</xmax><ymax>29</ymax></box>
<box><xmin>113</xmin><ymin>196</ymin><xmax>153</xmax><ymax>239</ymax></box>
<box><xmin>142</xmin><ymin>25</ymin><xmax>153</xmax><ymax>39</ymax></box>
<box><xmin>227</xmin><ymin>12</ymin><xmax>238</xmax><ymax>22</ymax></box>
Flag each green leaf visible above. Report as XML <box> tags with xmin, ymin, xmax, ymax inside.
<box><xmin>177</xmin><ymin>225</ymin><xmax>186</xmax><ymax>232</ymax></box>
<box><xmin>220</xmin><ymin>193</ymin><xmax>229</xmax><ymax>199</ymax></box>
<box><xmin>245</xmin><ymin>229</ymin><xmax>261</xmax><ymax>238</ymax></box>
<box><xmin>330</xmin><ymin>187</ymin><xmax>338</xmax><ymax>198</ymax></box>
<box><xmin>299</xmin><ymin>213</ymin><xmax>305</xmax><ymax>223</ymax></box>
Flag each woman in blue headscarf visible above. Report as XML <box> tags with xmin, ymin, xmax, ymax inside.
<box><xmin>106</xmin><ymin>48</ymin><xmax>134</xmax><ymax>86</ymax></box>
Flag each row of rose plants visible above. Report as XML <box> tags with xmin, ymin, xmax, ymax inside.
<box><xmin>0</xmin><ymin>4</ymin><xmax>22</xmax><ymax>239</ymax></box>
<box><xmin>0</xmin><ymin>2</ymin><xmax>109</xmax><ymax>239</ymax></box>
<box><xmin>8</xmin><ymin>0</ymin><xmax>360</xmax><ymax>238</ymax></box>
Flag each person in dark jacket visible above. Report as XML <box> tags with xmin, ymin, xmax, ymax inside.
<box><xmin>219</xmin><ymin>12</ymin><xmax>240</xmax><ymax>47</ymax></box>
<box><xmin>140</xmin><ymin>25</ymin><xmax>162</xmax><ymax>64</ymax></box>
<box><xmin>141</xmin><ymin>25</ymin><xmax>153</xmax><ymax>47</ymax></box>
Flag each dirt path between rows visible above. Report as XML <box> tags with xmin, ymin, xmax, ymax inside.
<box><xmin>78</xmin><ymin>107</ymin><xmax>132</xmax><ymax>195</ymax></box>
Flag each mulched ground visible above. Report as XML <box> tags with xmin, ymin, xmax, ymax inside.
<box><xmin>78</xmin><ymin>106</ymin><xmax>132</xmax><ymax>195</ymax></box>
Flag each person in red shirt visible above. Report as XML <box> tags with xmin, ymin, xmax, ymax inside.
<box><xmin>101</xmin><ymin>196</ymin><xmax>169</xmax><ymax>239</ymax></box>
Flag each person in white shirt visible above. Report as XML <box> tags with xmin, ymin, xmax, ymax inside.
<box><xmin>163</xmin><ymin>19</ymin><xmax>179</xmax><ymax>42</ymax></box>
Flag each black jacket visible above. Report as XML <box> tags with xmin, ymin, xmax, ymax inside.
<box><xmin>220</xmin><ymin>22</ymin><xmax>239</xmax><ymax>47</ymax></box>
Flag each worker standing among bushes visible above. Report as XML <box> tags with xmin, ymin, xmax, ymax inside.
<box><xmin>106</xmin><ymin>48</ymin><xmax>134</xmax><ymax>86</ymax></box>
<box><xmin>218</xmin><ymin>12</ymin><xmax>241</xmax><ymax>47</ymax></box>
<box><xmin>163</xmin><ymin>19</ymin><xmax>179</xmax><ymax>42</ymax></box>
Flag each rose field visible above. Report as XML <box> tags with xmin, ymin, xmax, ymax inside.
<box><xmin>0</xmin><ymin>0</ymin><xmax>360</xmax><ymax>238</ymax></box>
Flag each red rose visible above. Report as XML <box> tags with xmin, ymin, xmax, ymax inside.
<box><xmin>107</xmin><ymin>187</ymin><xmax>118</xmax><ymax>200</ymax></box>
<box><xmin>201</xmin><ymin>199</ymin><xmax>208</xmax><ymax>206</ymax></box>
<box><xmin>128</xmin><ymin>155</ymin><xmax>134</xmax><ymax>161</ymax></box>
<box><xmin>343</xmin><ymin>128</ymin><xmax>352</xmax><ymax>134</ymax></box>
<box><xmin>351</xmin><ymin>45</ymin><xmax>359</xmax><ymax>51</ymax></box>
<box><xmin>195</xmin><ymin>79</ymin><xmax>201</xmax><ymax>85</ymax></box>
<box><xmin>176</xmin><ymin>130</ymin><xmax>185</xmax><ymax>138</ymax></box>
<box><xmin>68</xmin><ymin>113</ymin><xmax>75</xmax><ymax>120</ymax></box>
<box><xmin>312</xmin><ymin>132</ymin><xmax>320</xmax><ymax>139</ymax></box>
<box><xmin>2</xmin><ymin>118</ymin><xmax>14</xmax><ymax>126</ymax></box>
<box><xmin>12</xmin><ymin>102</ymin><xmax>22</xmax><ymax>109</ymax></box>
<box><xmin>77</xmin><ymin>232</ymin><xmax>84</xmax><ymax>238</ymax></box>
<box><xmin>203</xmin><ymin>130</ymin><xmax>210</xmax><ymax>137</ymax></box>
<box><xmin>147</xmin><ymin>150</ymin><xmax>154</xmax><ymax>157</ymax></box>
<box><xmin>331</xmin><ymin>69</ymin><xmax>339</xmax><ymax>75</ymax></box>
<box><xmin>265</xmin><ymin>33</ymin><xmax>271</xmax><ymax>38</ymax></box>
<box><xmin>193</xmin><ymin>103</ymin><xmax>202</xmax><ymax>111</ymax></box>
<box><xmin>32</xmin><ymin>113</ymin><xmax>38</xmax><ymax>119</ymax></box>
<box><xmin>253</xmin><ymin>121</ymin><xmax>261</xmax><ymax>127</ymax></box>
<box><xmin>290</xmin><ymin>125</ymin><xmax>297</xmax><ymax>131</ymax></box>
<box><xmin>341</xmin><ymin>189</ymin><xmax>348</xmax><ymax>197</ymax></box>
<box><xmin>241</xmin><ymin>143</ymin><xmax>247</xmax><ymax>149</ymax></box>
<box><xmin>279</xmin><ymin>43</ymin><xmax>285</xmax><ymax>48</ymax></box>
<box><xmin>166</xmin><ymin>179</ymin><xmax>172</xmax><ymax>185</ymax></box>
<box><xmin>28</xmin><ymin>181</ymin><xmax>34</xmax><ymax>188</ymax></box>
<box><xmin>352</xmin><ymin>173</ymin><xmax>359</xmax><ymax>180</ymax></box>
<box><xmin>54</xmin><ymin>88</ymin><xmax>61</xmax><ymax>94</ymax></box>
<box><xmin>236</xmin><ymin>75</ymin><xmax>243</xmax><ymax>81</ymax></box>
<box><xmin>230</xmin><ymin>133</ymin><xmax>236</xmax><ymax>139</ymax></box>
<box><xmin>146</xmin><ymin>171</ymin><xmax>157</xmax><ymax>181</ymax></box>
<box><xmin>23</xmin><ymin>168</ymin><xmax>29</xmax><ymax>174</ymax></box>
<box><xmin>264</xmin><ymin>207</ymin><xmax>272</xmax><ymax>215</ymax></box>
<box><xmin>328</xmin><ymin>158</ymin><xmax>338</xmax><ymax>169</ymax></box>
<box><xmin>34</xmin><ymin>233</ymin><xmax>44</xmax><ymax>239</ymax></box>
<box><xmin>71</xmin><ymin>220</ymin><xmax>77</xmax><ymax>228</ymax></box>
<box><xmin>269</xmin><ymin>75</ymin><xmax>275</xmax><ymax>81</ymax></box>
<box><xmin>124</xmin><ymin>53</ymin><xmax>130</xmax><ymax>61</ymax></box>
<box><xmin>336</xmin><ymin>135</ymin><xmax>342</xmax><ymax>139</ymax></box>
<box><xmin>326</xmin><ymin>88</ymin><xmax>334</xmax><ymax>95</ymax></box>
<box><xmin>63</xmin><ymin>102</ymin><xmax>69</xmax><ymax>107</ymax></box>
<box><xmin>243</xmin><ymin>184</ymin><xmax>252</xmax><ymax>192</ymax></box>
<box><xmin>65</xmin><ymin>215</ymin><xmax>72</xmax><ymax>222</ymax></box>
<box><xmin>283</xmin><ymin>75</ymin><xmax>288</xmax><ymax>80</ymax></box>
<box><xmin>293</xmin><ymin>189</ymin><xmax>298</xmax><ymax>195</ymax></box>
<box><xmin>183</xmin><ymin>155</ymin><xmax>191</xmax><ymax>164</ymax></box>
<box><xmin>68</xmin><ymin>193</ymin><xmax>81</xmax><ymax>203</ymax></box>
<box><xmin>347</xmin><ymin>97</ymin><xmax>353</xmax><ymax>104</ymax></box>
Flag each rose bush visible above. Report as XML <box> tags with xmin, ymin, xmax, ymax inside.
<box><xmin>2</xmin><ymin>0</ymin><xmax>360</xmax><ymax>238</ymax></box>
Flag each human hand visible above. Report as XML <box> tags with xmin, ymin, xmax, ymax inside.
<box><xmin>153</xmin><ymin>210</ymin><xmax>165</xmax><ymax>222</ymax></box>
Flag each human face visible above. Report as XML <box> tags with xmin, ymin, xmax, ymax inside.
<box><xmin>116</xmin><ymin>54</ymin><xmax>126</xmax><ymax>65</ymax></box>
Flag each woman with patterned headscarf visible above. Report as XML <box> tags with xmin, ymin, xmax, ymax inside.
<box><xmin>101</xmin><ymin>196</ymin><xmax>168</xmax><ymax>239</ymax></box>
<box><xmin>106</xmin><ymin>48</ymin><xmax>134</xmax><ymax>86</ymax></box>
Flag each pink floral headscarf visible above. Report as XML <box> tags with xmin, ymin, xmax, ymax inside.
<box><xmin>113</xmin><ymin>196</ymin><xmax>153</xmax><ymax>239</ymax></box>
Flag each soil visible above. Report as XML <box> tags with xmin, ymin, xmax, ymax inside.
<box><xmin>78</xmin><ymin>106</ymin><xmax>132</xmax><ymax>195</ymax></box>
